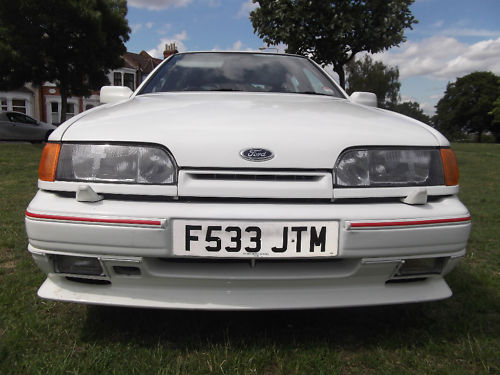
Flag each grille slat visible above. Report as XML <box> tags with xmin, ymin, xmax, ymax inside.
<box><xmin>190</xmin><ymin>173</ymin><xmax>321</xmax><ymax>182</ymax></box>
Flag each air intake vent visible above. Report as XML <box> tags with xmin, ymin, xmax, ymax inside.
<box><xmin>189</xmin><ymin>173</ymin><xmax>321</xmax><ymax>182</ymax></box>
<box><xmin>178</xmin><ymin>169</ymin><xmax>333</xmax><ymax>199</ymax></box>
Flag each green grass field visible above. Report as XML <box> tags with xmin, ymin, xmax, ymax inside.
<box><xmin>0</xmin><ymin>143</ymin><xmax>498</xmax><ymax>374</ymax></box>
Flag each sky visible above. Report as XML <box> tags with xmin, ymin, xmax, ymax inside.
<box><xmin>125</xmin><ymin>0</ymin><xmax>500</xmax><ymax>114</ymax></box>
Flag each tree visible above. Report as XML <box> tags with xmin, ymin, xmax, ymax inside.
<box><xmin>0</xmin><ymin>0</ymin><xmax>130</xmax><ymax>123</ymax></box>
<box><xmin>489</xmin><ymin>96</ymin><xmax>500</xmax><ymax>142</ymax></box>
<box><xmin>434</xmin><ymin>72</ymin><xmax>500</xmax><ymax>143</ymax></box>
<box><xmin>250</xmin><ymin>0</ymin><xmax>416</xmax><ymax>89</ymax></box>
<box><xmin>345</xmin><ymin>55</ymin><xmax>400</xmax><ymax>109</ymax></box>
<box><xmin>391</xmin><ymin>101</ymin><xmax>430</xmax><ymax>124</ymax></box>
<box><xmin>345</xmin><ymin>55</ymin><xmax>431</xmax><ymax>123</ymax></box>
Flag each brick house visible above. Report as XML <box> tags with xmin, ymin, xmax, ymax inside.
<box><xmin>0</xmin><ymin>44</ymin><xmax>177</xmax><ymax>125</ymax></box>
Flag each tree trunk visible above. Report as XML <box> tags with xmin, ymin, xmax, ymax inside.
<box><xmin>60</xmin><ymin>88</ymin><xmax>68</xmax><ymax>124</ymax></box>
<box><xmin>477</xmin><ymin>131</ymin><xmax>482</xmax><ymax>143</ymax></box>
<box><xmin>493</xmin><ymin>125</ymin><xmax>500</xmax><ymax>143</ymax></box>
<box><xmin>334</xmin><ymin>65</ymin><xmax>346</xmax><ymax>90</ymax></box>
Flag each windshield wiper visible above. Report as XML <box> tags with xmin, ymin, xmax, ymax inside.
<box><xmin>210</xmin><ymin>88</ymin><xmax>244</xmax><ymax>92</ymax></box>
<box><xmin>295</xmin><ymin>91</ymin><xmax>332</xmax><ymax>96</ymax></box>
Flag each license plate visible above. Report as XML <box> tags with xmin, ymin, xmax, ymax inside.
<box><xmin>172</xmin><ymin>220</ymin><xmax>339</xmax><ymax>258</ymax></box>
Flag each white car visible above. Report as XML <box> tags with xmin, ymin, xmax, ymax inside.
<box><xmin>25</xmin><ymin>52</ymin><xmax>471</xmax><ymax>309</ymax></box>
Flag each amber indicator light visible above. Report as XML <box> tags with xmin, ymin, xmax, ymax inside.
<box><xmin>39</xmin><ymin>143</ymin><xmax>61</xmax><ymax>181</ymax></box>
<box><xmin>440</xmin><ymin>148</ymin><xmax>459</xmax><ymax>186</ymax></box>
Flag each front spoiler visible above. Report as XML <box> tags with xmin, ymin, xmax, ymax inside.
<box><xmin>31</xmin><ymin>247</ymin><xmax>465</xmax><ymax>310</ymax></box>
<box><xmin>38</xmin><ymin>271</ymin><xmax>453</xmax><ymax>310</ymax></box>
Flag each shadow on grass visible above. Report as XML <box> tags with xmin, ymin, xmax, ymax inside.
<box><xmin>80</xmin><ymin>266</ymin><xmax>499</xmax><ymax>351</ymax></box>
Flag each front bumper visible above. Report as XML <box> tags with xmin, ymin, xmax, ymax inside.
<box><xmin>26</xmin><ymin>190</ymin><xmax>471</xmax><ymax>309</ymax></box>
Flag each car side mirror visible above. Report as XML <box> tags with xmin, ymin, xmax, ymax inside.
<box><xmin>100</xmin><ymin>86</ymin><xmax>133</xmax><ymax>104</ymax></box>
<box><xmin>349</xmin><ymin>92</ymin><xmax>378</xmax><ymax>107</ymax></box>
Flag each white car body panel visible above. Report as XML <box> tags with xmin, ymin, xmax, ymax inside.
<box><xmin>57</xmin><ymin>93</ymin><xmax>446</xmax><ymax>169</ymax></box>
<box><xmin>35</xmin><ymin>269</ymin><xmax>455</xmax><ymax>310</ymax></box>
<box><xmin>27</xmin><ymin>52</ymin><xmax>470</xmax><ymax>309</ymax></box>
<box><xmin>27</xmin><ymin>191</ymin><xmax>470</xmax><ymax>258</ymax></box>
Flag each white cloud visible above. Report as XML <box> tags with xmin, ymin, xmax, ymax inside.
<box><xmin>440</xmin><ymin>27</ymin><xmax>500</xmax><ymax>38</ymax></box>
<box><xmin>147</xmin><ymin>31</ymin><xmax>188</xmax><ymax>58</ymax></box>
<box><xmin>417</xmin><ymin>19</ymin><xmax>500</xmax><ymax>39</ymax></box>
<box><xmin>204</xmin><ymin>0</ymin><xmax>221</xmax><ymax>7</ymax></box>
<box><xmin>211</xmin><ymin>40</ymin><xmax>259</xmax><ymax>52</ymax></box>
<box><xmin>157</xmin><ymin>23</ymin><xmax>173</xmax><ymax>35</ymax></box>
<box><xmin>372</xmin><ymin>36</ymin><xmax>500</xmax><ymax>81</ymax></box>
<box><xmin>431</xmin><ymin>20</ymin><xmax>444</xmax><ymax>29</ymax></box>
<box><xmin>400</xmin><ymin>95</ymin><xmax>415</xmax><ymax>103</ymax></box>
<box><xmin>396</xmin><ymin>95</ymin><xmax>434</xmax><ymax>115</ymax></box>
<box><xmin>256</xmin><ymin>43</ymin><xmax>288</xmax><ymax>53</ymax></box>
<box><xmin>237</xmin><ymin>0</ymin><xmax>258</xmax><ymax>18</ymax></box>
<box><xmin>419</xmin><ymin>102</ymin><xmax>435</xmax><ymax>115</ymax></box>
<box><xmin>323</xmin><ymin>65</ymin><xmax>340</xmax><ymax>84</ymax></box>
<box><xmin>232</xmin><ymin>40</ymin><xmax>243</xmax><ymax>50</ymax></box>
<box><xmin>145</xmin><ymin>22</ymin><xmax>154</xmax><ymax>29</ymax></box>
<box><xmin>131</xmin><ymin>24</ymin><xmax>142</xmax><ymax>33</ymax></box>
<box><xmin>128</xmin><ymin>0</ymin><xmax>192</xmax><ymax>11</ymax></box>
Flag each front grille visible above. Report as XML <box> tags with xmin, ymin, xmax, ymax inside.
<box><xmin>178</xmin><ymin>169</ymin><xmax>333</xmax><ymax>199</ymax></box>
<box><xmin>189</xmin><ymin>172</ymin><xmax>321</xmax><ymax>182</ymax></box>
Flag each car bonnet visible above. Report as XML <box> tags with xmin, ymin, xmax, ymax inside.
<box><xmin>57</xmin><ymin>92</ymin><xmax>447</xmax><ymax>169</ymax></box>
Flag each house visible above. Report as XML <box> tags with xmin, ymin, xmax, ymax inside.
<box><xmin>0</xmin><ymin>44</ymin><xmax>177</xmax><ymax>125</ymax></box>
<box><xmin>0</xmin><ymin>85</ymin><xmax>38</xmax><ymax>118</ymax></box>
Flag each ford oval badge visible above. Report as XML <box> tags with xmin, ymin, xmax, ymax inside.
<box><xmin>240</xmin><ymin>148</ymin><xmax>275</xmax><ymax>162</ymax></box>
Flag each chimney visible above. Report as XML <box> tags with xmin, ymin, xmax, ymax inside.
<box><xmin>163</xmin><ymin>43</ymin><xmax>178</xmax><ymax>59</ymax></box>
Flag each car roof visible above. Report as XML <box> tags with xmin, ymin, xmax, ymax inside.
<box><xmin>174</xmin><ymin>51</ymin><xmax>308</xmax><ymax>59</ymax></box>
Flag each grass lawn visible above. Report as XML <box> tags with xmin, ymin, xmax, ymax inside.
<box><xmin>0</xmin><ymin>142</ymin><xmax>498</xmax><ymax>374</ymax></box>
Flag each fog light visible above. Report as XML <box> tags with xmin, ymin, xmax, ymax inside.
<box><xmin>395</xmin><ymin>257</ymin><xmax>446</xmax><ymax>277</ymax></box>
<box><xmin>53</xmin><ymin>255</ymin><xmax>104</xmax><ymax>276</ymax></box>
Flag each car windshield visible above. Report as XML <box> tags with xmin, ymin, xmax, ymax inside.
<box><xmin>138</xmin><ymin>52</ymin><xmax>345</xmax><ymax>98</ymax></box>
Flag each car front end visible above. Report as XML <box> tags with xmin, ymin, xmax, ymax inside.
<box><xmin>25</xmin><ymin>52</ymin><xmax>471</xmax><ymax>309</ymax></box>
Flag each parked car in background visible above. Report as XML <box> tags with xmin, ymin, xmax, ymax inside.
<box><xmin>0</xmin><ymin>111</ymin><xmax>57</xmax><ymax>142</ymax></box>
<box><xmin>25</xmin><ymin>52</ymin><xmax>471</xmax><ymax>310</ymax></box>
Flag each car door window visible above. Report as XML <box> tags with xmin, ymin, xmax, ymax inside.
<box><xmin>20</xmin><ymin>114</ymin><xmax>38</xmax><ymax>125</ymax></box>
<box><xmin>10</xmin><ymin>113</ymin><xmax>24</xmax><ymax>123</ymax></box>
<box><xmin>9</xmin><ymin>113</ymin><xmax>36</xmax><ymax>125</ymax></box>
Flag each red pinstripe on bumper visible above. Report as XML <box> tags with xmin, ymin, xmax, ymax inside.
<box><xmin>25</xmin><ymin>210</ymin><xmax>163</xmax><ymax>227</ymax></box>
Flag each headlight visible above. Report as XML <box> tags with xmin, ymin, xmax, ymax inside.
<box><xmin>56</xmin><ymin>144</ymin><xmax>177</xmax><ymax>184</ymax></box>
<box><xmin>334</xmin><ymin>148</ymin><xmax>444</xmax><ymax>187</ymax></box>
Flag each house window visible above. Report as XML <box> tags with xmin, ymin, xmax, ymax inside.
<box><xmin>51</xmin><ymin>102</ymin><xmax>59</xmax><ymax>124</ymax></box>
<box><xmin>0</xmin><ymin>98</ymin><xmax>7</xmax><ymax>111</ymax></box>
<box><xmin>124</xmin><ymin>73</ymin><xmax>135</xmax><ymax>90</ymax></box>
<box><xmin>12</xmin><ymin>99</ymin><xmax>27</xmax><ymax>114</ymax></box>
<box><xmin>114</xmin><ymin>72</ymin><xmax>122</xmax><ymax>86</ymax></box>
<box><xmin>66</xmin><ymin>103</ymin><xmax>75</xmax><ymax>119</ymax></box>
